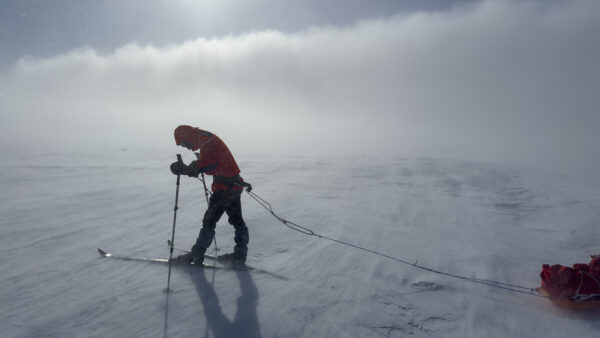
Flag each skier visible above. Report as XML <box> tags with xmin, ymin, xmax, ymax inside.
<box><xmin>169</xmin><ymin>125</ymin><xmax>252</xmax><ymax>266</ymax></box>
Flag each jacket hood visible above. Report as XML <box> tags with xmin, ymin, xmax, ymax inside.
<box><xmin>174</xmin><ymin>125</ymin><xmax>213</xmax><ymax>151</ymax></box>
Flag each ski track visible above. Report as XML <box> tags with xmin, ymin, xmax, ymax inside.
<box><xmin>1</xmin><ymin>148</ymin><xmax>599</xmax><ymax>337</ymax></box>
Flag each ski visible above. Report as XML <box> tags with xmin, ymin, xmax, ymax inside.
<box><xmin>167</xmin><ymin>240</ymin><xmax>289</xmax><ymax>280</ymax></box>
<box><xmin>97</xmin><ymin>248</ymin><xmax>229</xmax><ymax>270</ymax></box>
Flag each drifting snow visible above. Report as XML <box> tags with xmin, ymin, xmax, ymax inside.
<box><xmin>1</xmin><ymin>146</ymin><xmax>598</xmax><ymax>337</ymax></box>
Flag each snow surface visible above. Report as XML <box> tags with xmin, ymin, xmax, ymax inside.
<box><xmin>1</xmin><ymin>146</ymin><xmax>599</xmax><ymax>338</ymax></box>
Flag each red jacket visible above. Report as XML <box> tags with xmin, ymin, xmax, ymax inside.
<box><xmin>174</xmin><ymin>125</ymin><xmax>242</xmax><ymax>191</ymax></box>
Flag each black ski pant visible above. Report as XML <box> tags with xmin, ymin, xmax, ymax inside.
<box><xmin>191</xmin><ymin>189</ymin><xmax>249</xmax><ymax>260</ymax></box>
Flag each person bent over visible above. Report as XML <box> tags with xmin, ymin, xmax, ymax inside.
<box><xmin>170</xmin><ymin>125</ymin><xmax>252</xmax><ymax>265</ymax></box>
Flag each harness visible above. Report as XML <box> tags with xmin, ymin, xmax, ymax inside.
<box><xmin>213</xmin><ymin>175</ymin><xmax>244</xmax><ymax>189</ymax></box>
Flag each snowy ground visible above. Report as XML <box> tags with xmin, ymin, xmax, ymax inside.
<box><xmin>1</xmin><ymin>146</ymin><xmax>599</xmax><ymax>337</ymax></box>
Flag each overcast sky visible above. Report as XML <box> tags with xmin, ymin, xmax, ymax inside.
<box><xmin>0</xmin><ymin>0</ymin><xmax>598</xmax><ymax>171</ymax></box>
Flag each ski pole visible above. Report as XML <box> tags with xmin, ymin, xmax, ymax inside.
<box><xmin>200</xmin><ymin>172</ymin><xmax>210</xmax><ymax>206</ymax></box>
<box><xmin>200</xmin><ymin>172</ymin><xmax>218</xmax><ymax>251</ymax></box>
<box><xmin>166</xmin><ymin>154</ymin><xmax>183</xmax><ymax>291</ymax></box>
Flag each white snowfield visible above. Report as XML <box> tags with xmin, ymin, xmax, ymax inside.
<box><xmin>1</xmin><ymin>147</ymin><xmax>599</xmax><ymax>337</ymax></box>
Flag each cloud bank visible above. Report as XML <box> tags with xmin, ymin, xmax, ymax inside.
<box><xmin>1</xmin><ymin>0</ymin><xmax>598</xmax><ymax>170</ymax></box>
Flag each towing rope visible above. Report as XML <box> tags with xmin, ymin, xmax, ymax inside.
<box><xmin>194</xmin><ymin>175</ymin><xmax>549</xmax><ymax>299</ymax></box>
<box><xmin>243</xmin><ymin>188</ymin><xmax>548</xmax><ymax>298</ymax></box>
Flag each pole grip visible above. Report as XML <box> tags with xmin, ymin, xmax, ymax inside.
<box><xmin>175</xmin><ymin>154</ymin><xmax>182</xmax><ymax>186</ymax></box>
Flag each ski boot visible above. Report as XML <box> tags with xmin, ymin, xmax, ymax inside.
<box><xmin>172</xmin><ymin>253</ymin><xmax>204</xmax><ymax>266</ymax></box>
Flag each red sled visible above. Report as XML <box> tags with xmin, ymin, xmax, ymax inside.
<box><xmin>538</xmin><ymin>255</ymin><xmax>600</xmax><ymax>311</ymax></box>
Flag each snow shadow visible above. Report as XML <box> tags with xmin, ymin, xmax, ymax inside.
<box><xmin>187</xmin><ymin>269</ymin><xmax>262</xmax><ymax>338</ymax></box>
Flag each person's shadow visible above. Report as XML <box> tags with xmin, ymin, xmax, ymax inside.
<box><xmin>188</xmin><ymin>267</ymin><xmax>262</xmax><ymax>338</ymax></box>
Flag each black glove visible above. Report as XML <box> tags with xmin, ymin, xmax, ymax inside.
<box><xmin>243</xmin><ymin>181</ymin><xmax>253</xmax><ymax>192</ymax></box>
<box><xmin>170</xmin><ymin>161</ymin><xmax>186</xmax><ymax>175</ymax></box>
<box><xmin>186</xmin><ymin>160</ymin><xmax>200</xmax><ymax>177</ymax></box>
<box><xmin>170</xmin><ymin>161</ymin><xmax>200</xmax><ymax>177</ymax></box>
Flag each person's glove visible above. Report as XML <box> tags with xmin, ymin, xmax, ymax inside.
<box><xmin>243</xmin><ymin>181</ymin><xmax>253</xmax><ymax>192</ymax></box>
<box><xmin>186</xmin><ymin>160</ymin><xmax>200</xmax><ymax>177</ymax></box>
<box><xmin>170</xmin><ymin>161</ymin><xmax>185</xmax><ymax>175</ymax></box>
<box><xmin>170</xmin><ymin>161</ymin><xmax>200</xmax><ymax>177</ymax></box>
